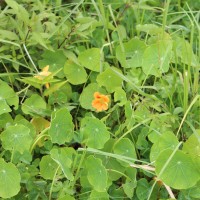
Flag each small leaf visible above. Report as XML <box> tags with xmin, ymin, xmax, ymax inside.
<box><xmin>155</xmin><ymin>150</ymin><xmax>200</xmax><ymax>189</ymax></box>
<box><xmin>150</xmin><ymin>131</ymin><xmax>179</xmax><ymax>162</ymax></box>
<box><xmin>85</xmin><ymin>156</ymin><xmax>108</xmax><ymax>192</ymax></box>
<box><xmin>113</xmin><ymin>138</ymin><xmax>137</xmax><ymax>166</ymax></box>
<box><xmin>39</xmin><ymin>155</ymin><xmax>59</xmax><ymax>180</ymax></box>
<box><xmin>0</xmin><ymin>158</ymin><xmax>21</xmax><ymax>198</ymax></box>
<box><xmin>64</xmin><ymin>60</ymin><xmax>87</xmax><ymax>85</ymax></box>
<box><xmin>182</xmin><ymin>129</ymin><xmax>200</xmax><ymax>157</ymax></box>
<box><xmin>0</xmin><ymin>99</ymin><xmax>11</xmax><ymax>115</ymax></box>
<box><xmin>116</xmin><ymin>38</ymin><xmax>146</xmax><ymax>68</ymax></box>
<box><xmin>97</xmin><ymin>67</ymin><xmax>123</xmax><ymax>92</ymax></box>
<box><xmin>142</xmin><ymin>40</ymin><xmax>172</xmax><ymax>76</ymax></box>
<box><xmin>0</xmin><ymin>80</ymin><xmax>19</xmax><ymax>109</ymax></box>
<box><xmin>80</xmin><ymin>117</ymin><xmax>110</xmax><ymax>149</ymax></box>
<box><xmin>49</xmin><ymin>108</ymin><xmax>74</xmax><ymax>145</ymax></box>
<box><xmin>78</xmin><ymin>48</ymin><xmax>101</xmax><ymax>72</ymax></box>
<box><xmin>114</xmin><ymin>87</ymin><xmax>127</xmax><ymax>106</ymax></box>
<box><xmin>21</xmin><ymin>94</ymin><xmax>47</xmax><ymax>116</ymax></box>
<box><xmin>50</xmin><ymin>147</ymin><xmax>75</xmax><ymax>181</ymax></box>
<box><xmin>1</xmin><ymin>125</ymin><xmax>32</xmax><ymax>154</ymax></box>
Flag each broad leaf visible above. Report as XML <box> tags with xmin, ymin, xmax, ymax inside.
<box><xmin>64</xmin><ymin>60</ymin><xmax>87</xmax><ymax>85</ymax></box>
<box><xmin>85</xmin><ymin>156</ymin><xmax>108</xmax><ymax>192</ymax></box>
<box><xmin>39</xmin><ymin>155</ymin><xmax>59</xmax><ymax>180</ymax></box>
<box><xmin>1</xmin><ymin>125</ymin><xmax>32</xmax><ymax>154</ymax></box>
<box><xmin>142</xmin><ymin>40</ymin><xmax>172</xmax><ymax>76</ymax></box>
<box><xmin>21</xmin><ymin>94</ymin><xmax>47</xmax><ymax>116</ymax></box>
<box><xmin>80</xmin><ymin>117</ymin><xmax>110</xmax><ymax>149</ymax></box>
<box><xmin>0</xmin><ymin>158</ymin><xmax>21</xmax><ymax>199</ymax></box>
<box><xmin>97</xmin><ymin>67</ymin><xmax>123</xmax><ymax>92</ymax></box>
<box><xmin>182</xmin><ymin>129</ymin><xmax>200</xmax><ymax>157</ymax></box>
<box><xmin>78</xmin><ymin>48</ymin><xmax>101</xmax><ymax>72</ymax></box>
<box><xmin>50</xmin><ymin>147</ymin><xmax>75</xmax><ymax>181</ymax></box>
<box><xmin>0</xmin><ymin>80</ymin><xmax>19</xmax><ymax>109</ymax></box>
<box><xmin>49</xmin><ymin>108</ymin><xmax>74</xmax><ymax>144</ymax></box>
<box><xmin>150</xmin><ymin>131</ymin><xmax>179</xmax><ymax>162</ymax></box>
<box><xmin>113</xmin><ymin>138</ymin><xmax>137</xmax><ymax>166</ymax></box>
<box><xmin>155</xmin><ymin>150</ymin><xmax>200</xmax><ymax>189</ymax></box>
<box><xmin>116</xmin><ymin>38</ymin><xmax>146</xmax><ymax>68</ymax></box>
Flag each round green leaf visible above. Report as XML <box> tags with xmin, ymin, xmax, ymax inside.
<box><xmin>142</xmin><ymin>40</ymin><xmax>172</xmax><ymax>76</ymax></box>
<box><xmin>155</xmin><ymin>150</ymin><xmax>200</xmax><ymax>189</ymax></box>
<box><xmin>0</xmin><ymin>99</ymin><xmax>11</xmax><ymax>115</ymax></box>
<box><xmin>50</xmin><ymin>147</ymin><xmax>75</xmax><ymax>181</ymax></box>
<box><xmin>0</xmin><ymin>158</ymin><xmax>21</xmax><ymax>198</ymax></box>
<box><xmin>64</xmin><ymin>60</ymin><xmax>87</xmax><ymax>85</ymax></box>
<box><xmin>1</xmin><ymin>124</ymin><xmax>32</xmax><ymax>154</ymax></box>
<box><xmin>97</xmin><ymin>67</ymin><xmax>123</xmax><ymax>92</ymax></box>
<box><xmin>21</xmin><ymin>94</ymin><xmax>47</xmax><ymax>116</ymax></box>
<box><xmin>114</xmin><ymin>87</ymin><xmax>127</xmax><ymax>106</ymax></box>
<box><xmin>150</xmin><ymin>131</ymin><xmax>179</xmax><ymax>162</ymax></box>
<box><xmin>113</xmin><ymin>138</ymin><xmax>137</xmax><ymax>166</ymax></box>
<box><xmin>49</xmin><ymin>108</ymin><xmax>74</xmax><ymax>144</ymax></box>
<box><xmin>0</xmin><ymin>80</ymin><xmax>19</xmax><ymax>109</ymax></box>
<box><xmin>80</xmin><ymin>117</ymin><xmax>110</xmax><ymax>149</ymax></box>
<box><xmin>78</xmin><ymin>48</ymin><xmax>101</xmax><ymax>72</ymax></box>
<box><xmin>85</xmin><ymin>156</ymin><xmax>108</xmax><ymax>192</ymax></box>
<box><xmin>79</xmin><ymin>83</ymin><xmax>106</xmax><ymax>110</ymax></box>
<box><xmin>39</xmin><ymin>155</ymin><xmax>59</xmax><ymax>180</ymax></box>
<box><xmin>183</xmin><ymin>129</ymin><xmax>200</xmax><ymax>157</ymax></box>
<box><xmin>116</xmin><ymin>38</ymin><xmax>146</xmax><ymax>68</ymax></box>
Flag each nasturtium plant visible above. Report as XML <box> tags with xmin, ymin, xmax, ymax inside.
<box><xmin>50</xmin><ymin>147</ymin><xmax>75</xmax><ymax>181</ymax></box>
<box><xmin>64</xmin><ymin>60</ymin><xmax>87</xmax><ymax>85</ymax></box>
<box><xmin>49</xmin><ymin>107</ymin><xmax>74</xmax><ymax>145</ymax></box>
<box><xmin>79</xmin><ymin>83</ymin><xmax>106</xmax><ymax>110</ymax></box>
<box><xmin>0</xmin><ymin>0</ymin><xmax>199</xmax><ymax>199</ymax></box>
<box><xmin>155</xmin><ymin>150</ymin><xmax>200</xmax><ymax>189</ymax></box>
<box><xmin>39</xmin><ymin>155</ymin><xmax>59</xmax><ymax>180</ymax></box>
<box><xmin>182</xmin><ymin>130</ymin><xmax>200</xmax><ymax>157</ymax></box>
<box><xmin>0</xmin><ymin>80</ymin><xmax>19</xmax><ymax>110</ymax></box>
<box><xmin>116</xmin><ymin>38</ymin><xmax>146</xmax><ymax>68</ymax></box>
<box><xmin>114</xmin><ymin>87</ymin><xmax>127</xmax><ymax>106</ymax></box>
<box><xmin>0</xmin><ymin>99</ymin><xmax>11</xmax><ymax>115</ymax></box>
<box><xmin>78</xmin><ymin>48</ymin><xmax>101</xmax><ymax>72</ymax></box>
<box><xmin>150</xmin><ymin>131</ymin><xmax>179</xmax><ymax>162</ymax></box>
<box><xmin>85</xmin><ymin>156</ymin><xmax>108</xmax><ymax>192</ymax></box>
<box><xmin>0</xmin><ymin>158</ymin><xmax>21</xmax><ymax>199</ymax></box>
<box><xmin>21</xmin><ymin>94</ymin><xmax>47</xmax><ymax>116</ymax></box>
<box><xmin>97</xmin><ymin>67</ymin><xmax>123</xmax><ymax>93</ymax></box>
<box><xmin>113</xmin><ymin>138</ymin><xmax>137</xmax><ymax>166</ymax></box>
<box><xmin>80</xmin><ymin>116</ymin><xmax>110</xmax><ymax>149</ymax></box>
<box><xmin>1</xmin><ymin>124</ymin><xmax>33</xmax><ymax>154</ymax></box>
<box><xmin>142</xmin><ymin>40</ymin><xmax>172</xmax><ymax>76</ymax></box>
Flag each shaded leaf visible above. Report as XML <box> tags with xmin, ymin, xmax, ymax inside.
<box><xmin>78</xmin><ymin>48</ymin><xmax>101</xmax><ymax>72</ymax></box>
<box><xmin>0</xmin><ymin>158</ymin><xmax>21</xmax><ymax>198</ymax></box>
<box><xmin>80</xmin><ymin>117</ymin><xmax>110</xmax><ymax>149</ymax></box>
<box><xmin>85</xmin><ymin>156</ymin><xmax>108</xmax><ymax>192</ymax></box>
<box><xmin>49</xmin><ymin>108</ymin><xmax>74</xmax><ymax>144</ymax></box>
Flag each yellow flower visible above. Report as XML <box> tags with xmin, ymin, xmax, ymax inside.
<box><xmin>34</xmin><ymin>65</ymin><xmax>52</xmax><ymax>88</ymax></box>
<box><xmin>92</xmin><ymin>92</ymin><xmax>110</xmax><ymax>112</ymax></box>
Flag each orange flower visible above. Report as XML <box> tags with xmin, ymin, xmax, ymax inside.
<box><xmin>92</xmin><ymin>92</ymin><xmax>110</xmax><ymax>112</ymax></box>
<box><xmin>34</xmin><ymin>65</ymin><xmax>52</xmax><ymax>88</ymax></box>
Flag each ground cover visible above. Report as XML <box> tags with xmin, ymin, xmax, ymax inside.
<box><xmin>0</xmin><ymin>0</ymin><xmax>199</xmax><ymax>199</ymax></box>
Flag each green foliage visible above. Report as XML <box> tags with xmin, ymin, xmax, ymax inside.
<box><xmin>0</xmin><ymin>0</ymin><xmax>199</xmax><ymax>199</ymax></box>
